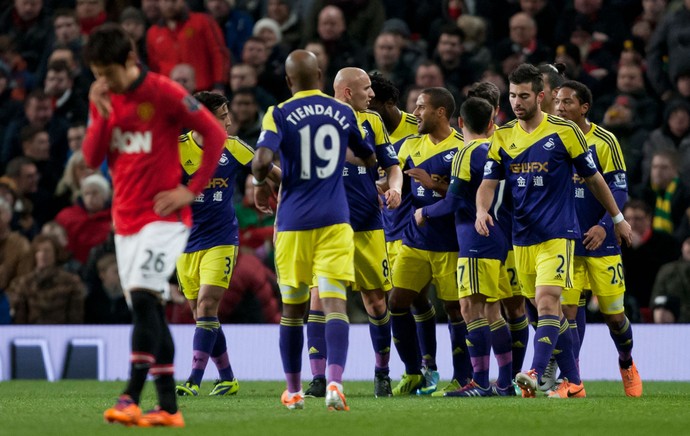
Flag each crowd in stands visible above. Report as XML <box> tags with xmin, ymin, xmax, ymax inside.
<box><xmin>1</xmin><ymin>0</ymin><xmax>689</xmax><ymax>324</ymax></box>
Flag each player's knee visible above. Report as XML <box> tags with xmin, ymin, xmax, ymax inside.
<box><xmin>389</xmin><ymin>288</ymin><xmax>416</xmax><ymax>311</ymax></box>
<box><xmin>444</xmin><ymin>300</ymin><xmax>462</xmax><ymax>321</ymax></box>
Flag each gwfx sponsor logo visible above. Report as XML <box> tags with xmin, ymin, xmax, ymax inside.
<box><xmin>509</xmin><ymin>162</ymin><xmax>548</xmax><ymax>174</ymax></box>
<box><xmin>205</xmin><ymin>178</ymin><xmax>229</xmax><ymax>189</ymax></box>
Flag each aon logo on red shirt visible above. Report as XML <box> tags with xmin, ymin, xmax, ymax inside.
<box><xmin>111</xmin><ymin>128</ymin><xmax>152</xmax><ymax>154</ymax></box>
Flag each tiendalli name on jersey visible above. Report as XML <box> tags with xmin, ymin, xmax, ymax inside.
<box><xmin>111</xmin><ymin>128</ymin><xmax>152</xmax><ymax>154</ymax></box>
<box><xmin>285</xmin><ymin>104</ymin><xmax>351</xmax><ymax>130</ymax></box>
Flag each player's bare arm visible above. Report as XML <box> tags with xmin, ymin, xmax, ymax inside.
<box><xmin>475</xmin><ymin>178</ymin><xmax>499</xmax><ymax>237</ymax></box>
<box><xmin>88</xmin><ymin>77</ymin><xmax>113</xmax><ymax>118</ymax></box>
<box><xmin>583</xmin><ymin>172</ymin><xmax>633</xmax><ymax>246</ymax></box>
<box><xmin>383</xmin><ymin>164</ymin><xmax>402</xmax><ymax>209</ymax></box>
<box><xmin>405</xmin><ymin>167</ymin><xmax>448</xmax><ymax>195</ymax></box>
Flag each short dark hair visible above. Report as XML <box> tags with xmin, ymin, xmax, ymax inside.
<box><xmin>652</xmin><ymin>148</ymin><xmax>679</xmax><ymax>168</ymax></box>
<box><xmin>467</xmin><ymin>81</ymin><xmax>500</xmax><ymax>108</ymax></box>
<box><xmin>439</xmin><ymin>24</ymin><xmax>465</xmax><ymax>42</ymax></box>
<box><xmin>25</xmin><ymin>89</ymin><xmax>49</xmax><ymax>106</ymax></box>
<box><xmin>560</xmin><ymin>80</ymin><xmax>593</xmax><ymax>113</ymax></box>
<box><xmin>538</xmin><ymin>63</ymin><xmax>566</xmax><ymax>90</ymax></box>
<box><xmin>84</xmin><ymin>23</ymin><xmax>134</xmax><ymax>67</ymax></box>
<box><xmin>232</xmin><ymin>87</ymin><xmax>257</xmax><ymax>101</ymax></box>
<box><xmin>623</xmin><ymin>199</ymin><xmax>652</xmax><ymax>217</ymax></box>
<box><xmin>509</xmin><ymin>63</ymin><xmax>543</xmax><ymax>93</ymax></box>
<box><xmin>53</xmin><ymin>8</ymin><xmax>77</xmax><ymax>23</ymax></box>
<box><xmin>5</xmin><ymin>156</ymin><xmax>36</xmax><ymax>178</ymax></box>
<box><xmin>369</xmin><ymin>72</ymin><xmax>400</xmax><ymax>105</ymax></box>
<box><xmin>20</xmin><ymin>125</ymin><xmax>46</xmax><ymax>143</ymax></box>
<box><xmin>421</xmin><ymin>87</ymin><xmax>456</xmax><ymax>120</ymax></box>
<box><xmin>194</xmin><ymin>91</ymin><xmax>229</xmax><ymax>113</ymax></box>
<box><xmin>460</xmin><ymin>97</ymin><xmax>493</xmax><ymax>135</ymax></box>
<box><xmin>47</xmin><ymin>59</ymin><xmax>72</xmax><ymax>77</ymax></box>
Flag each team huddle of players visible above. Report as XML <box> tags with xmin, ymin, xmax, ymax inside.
<box><xmin>88</xmin><ymin>24</ymin><xmax>643</xmax><ymax>426</ymax></box>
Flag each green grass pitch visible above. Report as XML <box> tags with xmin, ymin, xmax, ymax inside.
<box><xmin>0</xmin><ymin>380</ymin><xmax>688</xmax><ymax>435</ymax></box>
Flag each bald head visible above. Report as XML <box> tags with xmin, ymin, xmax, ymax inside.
<box><xmin>333</xmin><ymin>67</ymin><xmax>373</xmax><ymax>111</ymax></box>
<box><xmin>285</xmin><ymin>49</ymin><xmax>321</xmax><ymax>93</ymax></box>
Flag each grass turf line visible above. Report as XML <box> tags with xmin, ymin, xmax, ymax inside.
<box><xmin>0</xmin><ymin>381</ymin><xmax>688</xmax><ymax>435</ymax></box>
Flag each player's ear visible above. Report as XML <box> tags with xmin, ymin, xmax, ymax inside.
<box><xmin>126</xmin><ymin>50</ymin><xmax>138</xmax><ymax>68</ymax></box>
<box><xmin>285</xmin><ymin>75</ymin><xmax>293</xmax><ymax>91</ymax></box>
<box><xmin>486</xmin><ymin>118</ymin><xmax>494</xmax><ymax>133</ymax></box>
<box><xmin>458</xmin><ymin>117</ymin><xmax>464</xmax><ymax>129</ymax></box>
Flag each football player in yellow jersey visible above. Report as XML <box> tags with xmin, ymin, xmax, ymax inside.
<box><xmin>176</xmin><ymin>92</ymin><xmax>281</xmax><ymax>398</ymax></box>
<box><xmin>477</xmin><ymin>64</ymin><xmax>632</xmax><ymax>399</ymax></box>
<box><xmin>555</xmin><ymin>80</ymin><xmax>642</xmax><ymax>397</ymax></box>
<box><xmin>304</xmin><ymin>67</ymin><xmax>402</xmax><ymax>398</ymax></box>
<box><xmin>467</xmin><ymin>81</ymin><xmax>529</xmax><ymax>383</ymax></box>
<box><xmin>368</xmin><ymin>73</ymin><xmax>450</xmax><ymax>396</ymax></box>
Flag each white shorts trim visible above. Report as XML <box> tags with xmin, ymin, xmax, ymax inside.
<box><xmin>115</xmin><ymin>221</ymin><xmax>189</xmax><ymax>299</ymax></box>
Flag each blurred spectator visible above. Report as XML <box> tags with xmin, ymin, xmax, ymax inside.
<box><xmin>457</xmin><ymin>14</ymin><xmax>491</xmax><ymax>78</ymax></box>
<box><xmin>380</xmin><ymin>18</ymin><xmax>426</xmax><ymax>74</ymax></box>
<box><xmin>305</xmin><ymin>0</ymin><xmax>385</xmax><ymax>48</ymax></box>
<box><xmin>227</xmin><ymin>63</ymin><xmax>276</xmax><ymax>110</ymax></box>
<box><xmin>621</xmin><ymin>199</ymin><xmax>680</xmax><ymax>319</ymax></box>
<box><xmin>170</xmin><ymin>63</ymin><xmax>196</xmax><ymax>94</ymax></box>
<box><xmin>6</xmin><ymin>234</ymin><xmax>86</xmax><ymax>324</ymax></box>
<box><xmin>433</xmin><ymin>24</ymin><xmax>475</xmax><ymax>98</ymax></box>
<box><xmin>67</xmin><ymin>122</ymin><xmax>86</xmax><ymax>154</ymax></box>
<box><xmin>252</xmin><ymin>18</ymin><xmax>289</xmax><ymax>96</ymax></box>
<box><xmin>556</xmin><ymin>0</ymin><xmax>631</xmax><ymax>50</ymax></box>
<box><xmin>312</xmin><ymin>5</ymin><xmax>365</xmax><ymax>91</ymax></box>
<box><xmin>0</xmin><ymin>36</ymin><xmax>35</xmax><ymax>102</ymax></box>
<box><xmin>650</xmin><ymin>236</ymin><xmax>690</xmax><ymax>323</ymax></box>
<box><xmin>631</xmin><ymin>0</ymin><xmax>668</xmax><ymax>51</ymax></box>
<box><xmin>142</xmin><ymin>0</ymin><xmax>162</xmax><ymax>25</ymax></box>
<box><xmin>147</xmin><ymin>0</ymin><xmax>230</xmax><ymax>92</ymax></box>
<box><xmin>53</xmin><ymin>9</ymin><xmax>84</xmax><ymax>48</ymax></box>
<box><xmin>0</xmin><ymin>64</ymin><xmax>22</xmax><ymax>146</ymax></box>
<box><xmin>44</xmin><ymin>60</ymin><xmax>88</xmax><ymax>124</ymax></box>
<box><xmin>266</xmin><ymin>0</ymin><xmax>302</xmax><ymax>51</ymax></box>
<box><xmin>241</xmin><ymin>36</ymin><xmax>288</xmax><ymax>101</ymax></box>
<box><xmin>47</xmin><ymin>45</ymin><xmax>92</xmax><ymax>102</ymax></box>
<box><xmin>303</xmin><ymin>39</ymin><xmax>330</xmax><ymax>92</ymax></box>
<box><xmin>518</xmin><ymin>0</ymin><xmax>558</xmax><ymax>43</ymax></box>
<box><xmin>367</xmin><ymin>31</ymin><xmax>414</xmax><ymax>95</ymax></box>
<box><xmin>538</xmin><ymin>63</ymin><xmax>566</xmax><ymax>115</ymax></box>
<box><xmin>640</xmin><ymin>100</ymin><xmax>690</xmax><ymax>189</ymax></box>
<box><xmin>120</xmin><ymin>7</ymin><xmax>148</xmax><ymax>65</ymax></box>
<box><xmin>1</xmin><ymin>89</ymin><xmax>70</xmax><ymax>174</ymax></box>
<box><xmin>20</xmin><ymin>125</ymin><xmax>62</xmax><ymax>193</ymax></box>
<box><xmin>76</xmin><ymin>0</ymin><xmax>109</xmax><ymax>38</ymax></box>
<box><xmin>646</xmin><ymin>0</ymin><xmax>690</xmax><ymax>100</ymax></box>
<box><xmin>553</xmin><ymin>42</ymin><xmax>601</xmax><ymax>98</ymax></box>
<box><xmin>54</xmin><ymin>149</ymin><xmax>95</xmax><ymax>210</ymax></box>
<box><xmin>40</xmin><ymin>220</ymin><xmax>82</xmax><ymax>275</ymax></box>
<box><xmin>85</xmin><ymin>252</ymin><xmax>131</xmax><ymax>324</ymax></box>
<box><xmin>205</xmin><ymin>0</ymin><xmax>254</xmax><ymax>63</ymax></box>
<box><xmin>405</xmin><ymin>86</ymin><xmax>423</xmax><ymax>114</ymax></box>
<box><xmin>633</xmin><ymin>149</ymin><xmax>690</xmax><ymax>239</ymax></box>
<box><xmin>0</xmin><ymin>197</ymin><xmax>32</xmax><ymax>292</ymax></box>
<box><xmin>0</xmin><ymin>0</ymin><xmax>53</xmax><ymax>72</ymax></box>
<box><xmin>230</xmin><ymin>88</ymin><xmax>262</xmax><ymax>148</ymax></box>
<box><xmin>5</xmin><ymin>156</ymin><xmax>45</xmax><ymax>235</ymax></box>
<box><xmin>414</xmin><ymin>61</ymin><xmax>445</xmax><ymax>89</ymax></box>
<box><xmin>494</xmin><ymin>12</ymin><xmax>552</xmax><ymax>78</ymax></box>
<box><xmin>55</xmin><ymin>173</ymin><xmax>112</xmax><ymax>265</ymax></box>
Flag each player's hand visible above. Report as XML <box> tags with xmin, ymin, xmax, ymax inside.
<box><xmin>253</xmin><ymin>184</ymin><xmax>275</xmax><ymax>215</ymax></box>
<box><xmin>414</xmin><ymin>208</ymin><xmax>426</xmax><ymax>226</ymax></box>
<box><xmin>153</xmin><ymin>185</ymin><xmax>195</xmax><ymax>217</ymax></box>
<box><xmin>405</xmin><ymin>168</ymin><xmax>434</xmax><ymax>190</ymax></box>
<box><xmin>583</xmin><ymin>224</ymin><xmax>606</xmax><ymax>251</ymax></box>
<box><xmin>89</xmin><ymin>77</ymin><xmax>112</xmax><ymax>118</ymax></box>
<box><xmin>614</xmin><ymin>219</ymin><xmax>633</xmax><ymax>247</ymax></box>
<box><xmin>475</xmin><ymin>211</ymin><xmax>493</xmax><ymax>237</ymax></box>
<box><xmin>385</xmin><ymin>188</ymin><xmax>401</xmax><ymax>209</ymax></box>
